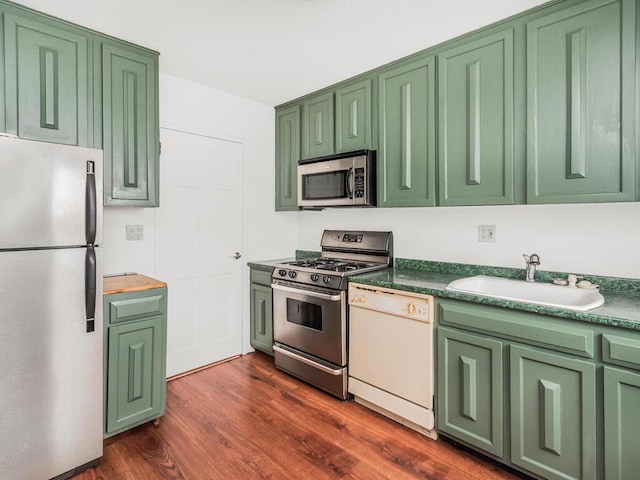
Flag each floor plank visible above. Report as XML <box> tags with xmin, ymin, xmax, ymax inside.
<box><xmin>77</xmin><ymin>352</ymin><xmax>522</xmax><ymax>479</ymax></box>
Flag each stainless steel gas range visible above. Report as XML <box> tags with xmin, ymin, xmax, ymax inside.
<box><xmin>271</xmin><ymin>230</ymin><xmax>393</xmax><ymax>399</ymax></box>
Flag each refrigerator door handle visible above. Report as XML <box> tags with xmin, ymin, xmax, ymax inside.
<box><xmin>85</xmin><ymin>161</ymin><xmax>97</xmax><ymax>245</ymax></box>
<box><xmin>85</xmin><ymin>247</ymin><xmax>96</xmax><ymax>333</ymax></box>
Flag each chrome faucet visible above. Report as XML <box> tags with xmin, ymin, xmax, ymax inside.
<box><xmin>523</xmin><ymin>253</ymin><xmax>540</xmax><ymax>282</ymax></box>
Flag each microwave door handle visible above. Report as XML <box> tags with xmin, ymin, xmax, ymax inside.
<box><xmin>345</xmin><ymin>167</ymin><xmax>354</xmax><ymax>199</ymax></box>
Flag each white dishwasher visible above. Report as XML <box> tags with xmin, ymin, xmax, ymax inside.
<box><xmin>348</xmin><ymin>283</ymin><xmax>436</xmax><ymax>439</ymax></box>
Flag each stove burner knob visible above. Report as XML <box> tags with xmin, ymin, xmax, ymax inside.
<box><xmin>322</xmin><ymin>276</ymin><xmax>332</xmax><ymax>284</ymax></box>
<box><xmin>310</xmin><ymin>274</ymin><xmax>319</xmax><ymax>282</ymax></box>
<box><xmin>278</xmin><ymin>269</ymin><xmax>287</xmax><ymax>277</ymax></box>
<box><xmin>288</xmin><ymin>271</ymin><xmax>297</xmax><ymax>279</ymax></box>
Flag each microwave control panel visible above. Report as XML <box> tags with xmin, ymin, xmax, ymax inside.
<box><xmin>354</xmin><ymin>168</ymin><xmax>365</xmax><ymax>198</ymax></box>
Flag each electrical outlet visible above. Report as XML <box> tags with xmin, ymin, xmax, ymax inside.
<box><xmin>478</xmin><ymin>225</ymin><xmax>496</xmax><ymax>243</ymax></box>
<box><xmin>126</xmin><ymin>225</ymin><xmax>144</xmax><ymax>241</ymax></box>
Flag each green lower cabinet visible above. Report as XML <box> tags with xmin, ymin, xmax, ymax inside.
<box><xmin>249</xmin><ymin>268</ymin><xmax>273</xmax><ymax>354</ymax></box>
<box><xmin>104</xmin><ymin>287</ymin><xmax>167</xmax><ymax>438</ymax></box>
<box><xmin>437</xmin><ymin>299</ymin><xmax>609</xmax><ymax>479</ymax></box>
<box><xmin>250</xmin><ymin>283</ymin><xmax>273</xmax><ymax>354</ymax></box>
<box><xmin>510</xmin><ymin>344</ymin><xmax>597</xmax><ymax>480</ymax></box>
<box><xmin>603</xmin><ymin>367</ymin><xmax>640</xmax><ymax>479</ymax></box>
<box><xmin>377</xmin><ymin>57</ymin><xmax>436</xmax><ymax>207</ymax></box>
<box><xmin>437</xmin><ymin>327</ymin><xmax>504</xmax><ymax>457</ymax></box>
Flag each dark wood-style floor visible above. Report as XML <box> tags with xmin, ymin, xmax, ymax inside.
<box><xmin>77</xmin><ymin>352</ymin><xmax>519</xmax><ymax>480</ymax></box>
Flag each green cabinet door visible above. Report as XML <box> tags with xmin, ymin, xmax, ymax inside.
<box><xmin>510</xmin><ymin>344</ymin><xmax>597</xmax><ymax>480</ymax></box>
<box><xmin>101</xmin><ymin>41</ymin><xmax>159</xmax><ymax>206</ymax></box>
<box><xmin>378</xmin><ymin>57</ymin><xmax>436</xmax><ymax>207</ymax></box>
<box><xmin>438</xmin><ymin>29</ymin><xmax>515</xmax><ymax>206</ymax></box>
<box><xmin>3</xmin><ymin>12</ymin><xmax>91</xmax><ymax>146</ymax></box>
<box><xmin>106</xmin><ymin>316</ymin><xmax>165</xmax><ymax>435</ymax></box>
<box><xmin>437</xmin><ymin>326</ymin><xmax>504</xmax><ymax>457</ymax></box>
<box><xmin>302</xmin><ymin>92</ymin><xmax>334</xmax><ymax>159</ymax></box>
<box><xmin>275</xmin><ymin>104</ymin><xmax>300</xmax><ymax>211</ymax></box>
<box><xmin>526</xmin><ymin>0</ymin><xmax>636</xmax><ymax>204</ymax></box>
<box><xmin>603</xmin><ymin>366</ymin><xmax>640</xmax><ymax>480</ymax></box>
<box><xmin>250</xmin><ymin>282</ymin><xmax>273</xmax><ymax>354</ymax></box>
<box><xmin>335</xmin><ymin>79</ymin><xmax>372</xmax><ymax>153</ymax></box>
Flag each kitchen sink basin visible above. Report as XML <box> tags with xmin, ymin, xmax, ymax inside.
<box><xmin>445</xmin><ymin>275</ymin><xmax>605</xmax><ymax>311</ymax></box>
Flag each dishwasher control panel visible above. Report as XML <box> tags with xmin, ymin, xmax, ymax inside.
<box><xmin>348</xmin><ymin>283</ymin><xmax>433</xmax><ymax>323</ymax></box>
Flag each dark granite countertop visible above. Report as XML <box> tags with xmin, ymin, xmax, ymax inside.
<box><xmin>247</xmin><ymin>254</ymin><xmax>640</xmax><ymax>332</ymax></box>
<box><xmin>351</xmin><ymin>260</ymin><xmax>640</xmax><ymax>332</ymax></box>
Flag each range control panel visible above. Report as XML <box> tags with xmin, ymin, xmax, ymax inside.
<box><xmin>342</xmin><ymin>233</ymin><xmax>363</xmax><ymax>243</ymax></box>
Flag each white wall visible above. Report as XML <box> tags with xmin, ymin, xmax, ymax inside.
<box><xmin>104</xmin><ymin>73</ymin><xmax>297</xmax><ymax>275</ymax></box>
<box><xmin>297</xmin><ymin>202</ymin><xmax>640</xmax><ymax>279</ymax></box>
<box><xmin>103</xmin><ymin>73</ymin><xmax>297</xmax><ymax>353</ymax></box>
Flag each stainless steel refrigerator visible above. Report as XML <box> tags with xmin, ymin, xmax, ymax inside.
<box><xmin>0</xmin><ymin>135</ymin><xmax>103</xmax><ymax>480</ymax></box>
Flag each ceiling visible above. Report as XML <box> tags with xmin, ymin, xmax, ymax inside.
<box><xmin>12</xmin><ymin>0</ymin><xmax>548</xmax><ymax>106</ymax></box>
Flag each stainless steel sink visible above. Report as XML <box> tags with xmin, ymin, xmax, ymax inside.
<box><xmin>446</xmin><ymin>275</ymin><xmax>605</xmax><ymax>311</ymax></box>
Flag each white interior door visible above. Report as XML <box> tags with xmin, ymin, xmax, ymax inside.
<box><xmin>156</xmin><ymin>127</ymin><xmax>244</xmax><ymax>377</ymax></box>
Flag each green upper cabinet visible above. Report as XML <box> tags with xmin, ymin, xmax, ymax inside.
<box><xmin>377</xmin><ymin>57</ymin><xmax>436</xmax><ymax>207</ymax></box>
<box><xmin>301</xmin><ymin>91</ymin><xmax>334</xmax><ymax>159</ymax></box>
<box><xmin>335</xmin><ymin>79</ymin><xmax>373</xmax><ymax>153</ymax></box>
<box><xmin>0</xmin><ymin>1</ymin><xmax>160</xmax><ymax>207</ymax></box>
<box><xmin>526</xmin><ymin>0</ymin><xmax>636</xmax><ymax>204</ymax></box>
<box><xmin>3</xmin><ymin>11</ymin><xmax>91</xmax><ymax>146</ymax></box>
<box><xmin>437</xmin><ymin>29</ymin><xmax>515</xmax><ymax>206</ymax></box>
<box><xmin>99</xmin><ymin>41</ymin><xmax>159</xmax><ymax>207</ymax></box>
<box><xmin>275</xmin><ymin>104</ymin><xmax>300</xmax><ymax>211</ymax></box>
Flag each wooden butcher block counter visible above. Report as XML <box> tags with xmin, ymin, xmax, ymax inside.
<box><xmin>103</xmin><ymin>273</ymin><xmax>167</xmax><ymax>295</ymax></box>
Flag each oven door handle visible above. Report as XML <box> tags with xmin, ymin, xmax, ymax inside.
<box><xmin>272</xmin><ymin>283</ymin><xmax>342</xmax><ymax>302</ymax></box>
<box><xmin>273</xmin><ymin>344</ymin><xmax>343</xmax><ymax>376</ymax></box>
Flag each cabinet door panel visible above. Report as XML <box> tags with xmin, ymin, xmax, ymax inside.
<box><xmin>335</xmin><ymin>79</ymin><xmax>372</xmax><ymax>153</ymax></box>
<box><xmin>437</xmin><ymin>327</ymin><xmax>504</xmax><ymax>457</ymax></box>
<box><xmin>106</xmin><ymin>317</ymin><xmax>164</xmax><ymax>434</ymax></box>
<box><xmin>604</xmin><ymin>367</ymin><xmax>640</xmax><ymax>480</ymax></box>
<box><xmin>302</xmin><ymin>92</ymin><xmax>334</xmax><ymax>159</ymax></box>
<box><xmin>510</xmin><ymin>345</ymin><xmax>596</xmax><ymax>480</ymax></box>
<box><xmin>102</xmin><ymin>43</ymin><xmax>159</xmax><ymax>206</ymax></box>
<box><xmin>275</xmin><ymin>105</ymin><xmax>300</xmax><ymax>211</ymax></box>
<box><xmin>4</xmin><ymin>13</ymin><xmax>90</xmax><ymax>145</ymax></box>
<box><xmin>250</xmin><ymin>282</ymin><xmax>273</xmax><ymax>354</ymax></box>
<box><xmin>378</xmin><ymin>57</ymin><xmax>436</xmax><ymax>207</ymax></box>
<box><xmin>438</xmin><ymin>29</ymin><xmax>514</xmax><ymax>205</ymax></box>
<box><xmin>527</xmin><ymin>0</ymin><xmax>635</xmax><ymax>203</ymax></box>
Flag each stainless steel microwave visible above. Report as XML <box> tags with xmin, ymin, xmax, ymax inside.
<box><xmin>297</xmin><ymin>150</ymin><xmax>376</xmax><ymax>208</ymax></box>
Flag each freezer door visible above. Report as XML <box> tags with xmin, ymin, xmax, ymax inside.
<box><xmin>0</xmin><ymin>136</ymin><xmax>103</xmax><ymax>249</ymax></box>
<box><xmin>0</xmin><ymin>247</ymin><xmax>103</xmax><ymax>480</ymax></box>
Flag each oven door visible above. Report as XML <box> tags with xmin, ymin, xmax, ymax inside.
<box><xmin>272</xmin><ymin>283</ymin><xmax>346</xmax><ymax>366</ymax></box>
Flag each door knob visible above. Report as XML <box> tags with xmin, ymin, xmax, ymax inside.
<box><xmin>233</xmin><ymin>252</ymin><xmax>242</xmax><ymax>259</ymax></box>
